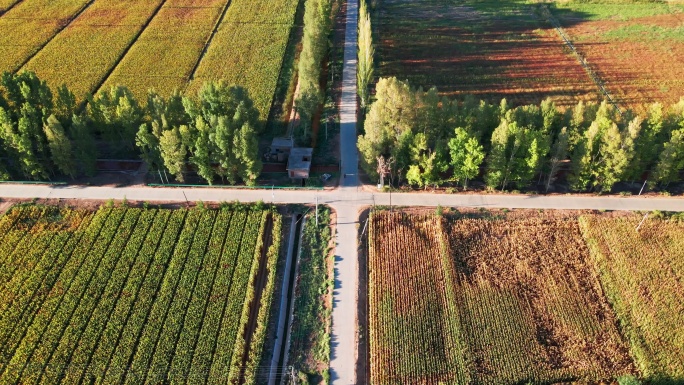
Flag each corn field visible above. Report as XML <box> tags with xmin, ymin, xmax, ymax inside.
<box><xmin>369</xmin><ymin>211</ymin><xmax>635</xmax><ymax>384</ymax></box>
<box><xmin>580</xmin><ymin>215</ymin><xmax>684</xmax><ymax>381</ymax></box>
<box><xmin>0</xmin><ymin>203</ymin><xmax>280</xmax><ymax>385</ymax></box>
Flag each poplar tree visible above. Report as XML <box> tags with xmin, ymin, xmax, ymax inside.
<box><xmin>545</xmin><ymin>127</ymin><xmax>569</xmax><ymax>192</ymax></box>
<box><xmin>159</xmin><ymin>126</ymin><xmax>187</xmax><ymax>183</ymax></box>
<box><xmin>652</xmin><ymin>129</ymin><xmax>684</xmax><ymax>187</ymax></box>
<box><xmin>69</xmin><ymin>115</ymin><xmax>98</xmax><ymax>177</ymax></box>
<box><xmin>43</xmin><ymin>114</ymin><xmax>76</xmax><ymax>178</ymax></box>
<box><xmin>448</xmin><ymin>127</ymin><xmax>484</xmax><ymax>188</ymax></box>
<box><xmin>358</xmin><ymin>0</ymin><xmax>374</xmax><ymax>109</ymax></box>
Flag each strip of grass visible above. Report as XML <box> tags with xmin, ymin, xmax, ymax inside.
<box><xmin>289</xmin><ymin>207</ymin><xmax>333</xmax><ymax>384</ymax></box>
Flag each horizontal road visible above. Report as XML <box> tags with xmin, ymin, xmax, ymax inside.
<box><xmin>1</xmin><ymin>184</ymin><xmax>683</xmax><ymax>212</ymax></box>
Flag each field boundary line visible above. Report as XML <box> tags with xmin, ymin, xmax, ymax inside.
<box><xmin>88</xmin><ymin>0</ymin><xmax>168</xmax><ymax>102</ymax></box>
<box><xmin>540</xmin><ymin>5</ymin><xmax>624</xmax><ymax>116</ymax></box>
<box><xmin>0</xmin><ymin>0</ymin><xmax>24</xmax><ymax>16</ymax></box>
<box><xmin>186</xmin><ymin>0</ymin><xmax>233</xmax><ymax>84</ymax></box>
<box><xmin>15</xmin><ymin>0</ymin><xmax>95</xmax><ymax>73</ymax></box>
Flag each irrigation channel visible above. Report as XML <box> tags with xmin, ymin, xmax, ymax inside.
<box><xmin>267</xmin><ymin>214</ymin><xmax>305</xmax><ymax>384</ymax></box>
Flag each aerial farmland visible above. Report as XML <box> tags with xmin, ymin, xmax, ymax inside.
<box><xmin>367</xmin><ymin>209</ymin><xmax>684</xmax><ymax>384</ymax></box>
<box><xmin>0</xmin><ymin>0</ymin><xmax>298</xmax><ymax>118</ymax></box>
<box><xmin>375</xmin><ymin>0</ymin><xmax>684</xmax><ymax>111</ymax></box>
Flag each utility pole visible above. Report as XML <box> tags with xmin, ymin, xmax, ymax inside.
<box><xmin>635</xmin><ymin>212</ymin><xmax>649</xmax><ymax>232</ymax></box>
<box><xmin>639</xmin><ymin>179</ymin><xmax>648</xmax><ymax>196</ymax></box>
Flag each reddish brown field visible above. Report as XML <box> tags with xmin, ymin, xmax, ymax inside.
<box><xmin>376</xmin><ymin>0</ymin><xmax>599</xmax><ymax>107</ymax></box>
<box><xmin>555</xmin><ymin>7</ymin><xmax>684</xmax><ymax>113</ymax></box>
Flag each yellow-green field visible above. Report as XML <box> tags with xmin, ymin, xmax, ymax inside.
<box><xmin>1</xmin><ymin>0</ymin><xmax>299</xmax><ymax>120</ymax></box>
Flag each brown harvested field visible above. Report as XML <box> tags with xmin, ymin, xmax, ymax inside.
<box><xmin>580</xmin><ymin>214</ymin><xmax>684</xmax><ymax>381</ymax></box>
<box><xmin>552</xmin><ymin>1</ymin><xmax>684</xmax><ymax>113</ymax></box>
<box><xmin>376</xmin><ymin>0</ymin><xmax>600</xmax><ymax>107</ymax></box>
<box><xmin>368</xmin><ymin>211</ymin><xmax>634</xmax><ymax>385</ymax></box>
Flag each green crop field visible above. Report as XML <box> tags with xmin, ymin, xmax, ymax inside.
<box><xmin>0</xmin><ymin>0</ymin><xmax>299</xmax><ymax>122</ymax></box>
<box><xmin>368</xmin><ymin>210</ymin><xmax>684</xmax><ymax>384</ymax></box>
<box><xmin>0</xmin><ymin>203</ymin><xmax>280</xmax><ymax>385</ymax></box>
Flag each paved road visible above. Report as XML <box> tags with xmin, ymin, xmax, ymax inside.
<box><xmin>331</xmin><ymin>0</ymin><xmax>360</xmax><ymax>382</ymax></box>
<box><xmin>1</xmin><ymin>184</ymin><xmax>684</xmax><ymax>212</ymax></box>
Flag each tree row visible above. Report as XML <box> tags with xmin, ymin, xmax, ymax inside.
<box><xmin>359</xmin><ymin>77</ymin><xmax>684</xmax><ymax>192</ymax></box>
<box><xmin>0</xmin><ymin>71</ymin><xmax>262</xmax><ymax>185</ymax></box>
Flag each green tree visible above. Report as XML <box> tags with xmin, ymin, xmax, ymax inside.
<box><xmin>358</xmin><ymin>77</ymin><xmax>416</xmax><ymax>179</ymax></box>
<box><xmin>296</xmin><ymin>0</ymin><xmax>332</xmax><ymax>129</ymax></box>
<box><xmin>159</xmin><ymin>126</ymin><xmax>187</xmax><ymax>183</ymax></box>
<box><xmin>448</xmin><ymin>127</ymin><xmax>484</xmax><ymax>188</ymax></box>
<box><xmin>357</xmin><ymin>0</ymin><xmax>374</xmax><ymax>109</ymax></box>
<box><xmin>234</xmin><ymin>122</ymin><xmax>262</xmax><ymax>185</ymax></box>
<box><xmin>545</xmin><ymin>127</ymin><xmax>569</xmax><ymax>192</ymax></box>
<box><xmin>652</xmin><ymin>128</ymin><xmax>684</xmax><ymax>187</ymax></box>
<box><xmin>88</xmin><ymin>85</ymin><xmax>144</xmax><ymax>153</ymax></box>
<box><xmin>484</xmin><ymin>119</ymin><xmax>546</xmax><ymax>190</ymax></box>
<box><xmin>68</xmin><ymin>114</ymin><xmax>98</xmax><ymax>177</ymax></box>
<box><xmin>43</xmin><ymin>114</ymin><xmax>76</xmax><ymax>178</ymax></box>
<box><xmin>0</xmin><ymin>107</ymin><xmax>46</xmax><ymax>179</ymax></box>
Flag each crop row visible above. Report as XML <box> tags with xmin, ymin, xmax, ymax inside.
<box><xmin>101</xmin><ymin>209</ymin><xmax>187</xmax><ymax>385</ymax></box>
<box><xmin>122</xmin><ymin>209</ymin><xmax>203</xmax><ymax>384</ymax></box>
<box><xmin>186</xmin><ymin>209</ymin><xmax>247</xmax><ymax>384</ymax></box>
<box><xmin>369</xmin><ymin>211</ymin><xmax>635</xmax><ymax>384</ymax></box>
<box><xmin>59</xmin><ymin>209</ymin><xmax>159</xmax><ymax>384</ymax></box>
<box><xmin>0</xmin><ymin>206</ymin><xmax>118</xmax><ymax>382</ymax></box>
<box><xmin>166</xmin><ymin>209</ymin><xmax>232</xmax><ymax>383</ymax></box>
<box><xmin>0</xmin><ymin>209</ymin><xmax>94</xmax><ymax>357</ymax></box>
<box><xmin>241</xmin><ymin>213</ymin><xmax>281</xmax><ymax>383</ymax></box>
<box><xmin>208</xmin><ymin>210</ymin><xmax>264</xmax><ymax>383</ymax></box>
<box><xmin>143</xmin><ymin>209</ymin><xmax>217</xmax><ymax>385</ymax></box>
<box><xmin>369</xmin><ymin>212</ymin><xmax>458</xmax><ymax>384</ymax></box>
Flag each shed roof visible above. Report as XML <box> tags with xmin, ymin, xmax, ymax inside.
<box><xmin>287</xmin><ymin>147</ymin><xmax>313</xmax><ymax>171</ymax></box>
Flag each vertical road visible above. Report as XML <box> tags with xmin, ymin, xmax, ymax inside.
<box><xmin>330</xmin><ymin>0</ymin><xmax>360</xmax><ymax>382</ymax></box>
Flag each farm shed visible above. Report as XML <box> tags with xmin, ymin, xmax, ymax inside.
<box><xmin>286</xmin><ymin>147</ymin><xmax>313</xmax><ymax>180</ymax></box>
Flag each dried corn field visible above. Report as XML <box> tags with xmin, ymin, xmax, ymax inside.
<box><xmin>368</xmin><ymin>211</ymin><xmax>636</xmax><ymax>384</ymax></box>
<box><xmin>580</xmin><ymin>215</ymin><xmax>684</xmax><ymax>381</ymax></box>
